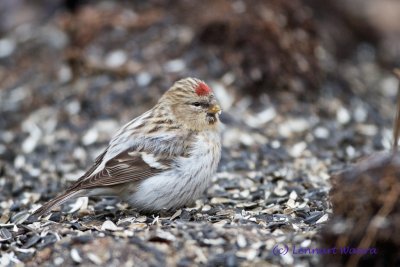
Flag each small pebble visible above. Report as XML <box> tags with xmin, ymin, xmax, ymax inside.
<box><xmin>164</xmin><ymin>59</ymin><xmax>185</xmax><ymax>72</ymax></box>
<box><xmin>336</xmin><ymin>107</ymin><xmax>351</xmax><ymax>124</ymax></box>
<box><xmin>0</xmin><ymin>38</ymin><xmax>16</xmax><ymax>58</ymax></box>
<box><xmin>101</xmin><ymin>220</ymin><xmax>120</xmax><ymax>231</ymax></box>
<box><xmin>70</xmin><ymin>249</ymin><xmax>82</xmax><ymax>263</ymax></box>
<box><xmin>105</xmin><ymin>50</ymin><xmax>127</xmax><ymax>68</ymax></box>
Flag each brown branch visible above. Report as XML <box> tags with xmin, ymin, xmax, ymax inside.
<box><xmin>346</xmin><ymin>174</ymin><xmax>400</xmax><ymax>267</ymax></box>
<box><xmin>392</xmin><ymin>69</ymin><xmax>400</xmax><ymax>153</ymax></box>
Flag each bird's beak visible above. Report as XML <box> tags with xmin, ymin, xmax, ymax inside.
<box><xmin>208</xmin><ymin>104</ymin><xmax>222</xmax><ymax>115</ymax></box>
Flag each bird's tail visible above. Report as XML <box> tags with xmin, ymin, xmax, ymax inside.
<box><xmin>31</xmin><ymin>190</ymin><xmax>83</xmax><ymax>218</ymax></box>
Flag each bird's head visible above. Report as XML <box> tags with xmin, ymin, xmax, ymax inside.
<box><xmin>160</xmin><ymin>77</ymin><xmax>221</xmax><ymax>131</ymax></box>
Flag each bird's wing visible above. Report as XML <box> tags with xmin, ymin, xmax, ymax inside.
<box><xmin>66</xmin><ymin>130</ymin><xmax>195</xmax><ymax>191</ymax></box>
<box><xmin>32</xmin><ymin>137</ymin><xmax>187</xmax><ymax>218</ymax></box>
<box><xmin>75</xmin><ymin>149</ymin><xmax>174</xmax><ymax>189</ymax></box>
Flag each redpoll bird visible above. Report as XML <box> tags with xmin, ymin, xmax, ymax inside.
<box><xmin>32</xmin><ymin>77</ymin><xmax>222</xmax><ymax>217</ymax></box>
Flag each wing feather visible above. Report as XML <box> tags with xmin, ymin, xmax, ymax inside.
<box><xmin>74</xmin><ymin>149</ymin><xmax>174</xmax><ymax>189</ymax></box>
<box><xmin>64</xmin><ymin>120</ymin><xmax>195</xmax><ymax>192</ymax></box>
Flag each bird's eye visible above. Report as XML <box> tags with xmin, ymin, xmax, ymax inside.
<box><xmin>191</xmin><ymin>102</ymin><xmax>201</xmax><ymax>107</ymax></box>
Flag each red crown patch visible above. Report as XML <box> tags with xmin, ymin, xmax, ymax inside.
<box><xmin>195</xmin><ymin>82</ymin><xmax>212</xmax><ymax>96</ymax></box>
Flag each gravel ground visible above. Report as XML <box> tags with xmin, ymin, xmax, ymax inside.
<box><xmin>0</xmin><ymin>1</ymin><xmax>399</xmax><ymax>266</ymax></box>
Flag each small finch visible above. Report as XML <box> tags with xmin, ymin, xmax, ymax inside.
<box><xmin>32</xmin><ymin>77</ymin><xmax>222</xmax><ymax>217</ymax></box>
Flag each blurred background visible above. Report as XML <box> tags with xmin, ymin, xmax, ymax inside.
<box><xmin>1</xmin><ymin>0</ymin><xmax>400</xmax><ymax>266</ymax></box>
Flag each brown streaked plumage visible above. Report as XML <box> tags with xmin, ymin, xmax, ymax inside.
<box><xmin>32</xmin><ymin>77</ymin><xmax>222</xmax><ymax>218</ymax></box>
